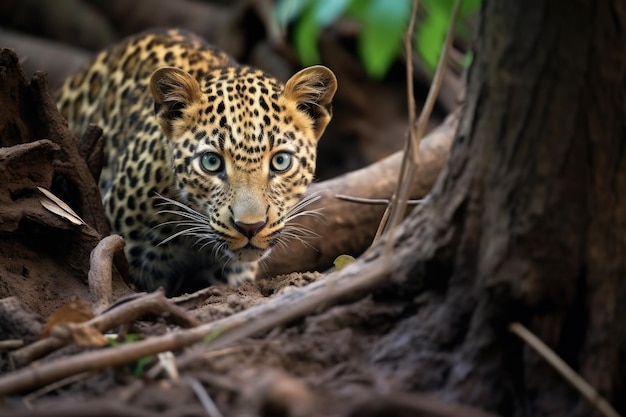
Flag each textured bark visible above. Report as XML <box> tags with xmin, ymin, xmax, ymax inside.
<box><xmin>0</xmin><ymin>49</ymin><xmax>131</xmax><ymax>317</ymax></box>
<box><xmin>351</xmin><ymin>0</ymin><xmax>626</xmax><ymax>415</ymax></box>
<box><xmin>0</xmin><ymin>49</ymin><xmax>110</xmax><ymax>235</ymax></box>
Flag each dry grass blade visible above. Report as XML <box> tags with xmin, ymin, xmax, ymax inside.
<box><xmin>38</xmin><ymin>186</ymin><xmax>86</xmax><ymax>226</ymax></box>
<box><xmin>378</xmin><ymin>0</ymin><xmax>462</xmax><ymax>248</ymax></box>
<box><xmin>509</xmin><ymin>322</ymin><xmax>621</xmax><ymax>417</ymax></box>
<box><xmin>186</xmin><ymin>377</ymin><xmax>225</xmax><ymax>417</ymax></box>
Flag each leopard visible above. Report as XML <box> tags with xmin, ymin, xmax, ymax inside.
<box><xmin>55</xmin><ymin>29</ymin><xmax>337</xmax><ymax>296</ymax></box>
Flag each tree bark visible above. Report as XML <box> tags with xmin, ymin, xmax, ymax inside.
<box><xmin>359</xmin><ymin>0</ymin><xmax>626</xmax><ymax>415</ymax></box>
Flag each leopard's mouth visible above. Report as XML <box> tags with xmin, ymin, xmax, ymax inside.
<box><xmin>232</xmin><ymin>244</ymin><xmax>266</xmax><ymax>262</ymax></box>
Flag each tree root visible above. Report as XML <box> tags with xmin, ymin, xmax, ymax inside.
<box><xmin>88</xmin><ymin>234</ymin><xmax>125</xmax><ymax>314</ymax></box>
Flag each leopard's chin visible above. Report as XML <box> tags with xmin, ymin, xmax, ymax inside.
<box><xmin>233</xmin><ymin>245</ymin><xmax>266</xmax><ymax>262</ymax></box>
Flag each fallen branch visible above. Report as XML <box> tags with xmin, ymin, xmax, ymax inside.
<box><xmin>10</xmin><ymin>290</ymin><xmax>199</xmax><ymax>366</ymax></box>
<box><xmin>88</xmin><ymin>234</ymin><xmax>125</xmax><ymax>314</ymax></box>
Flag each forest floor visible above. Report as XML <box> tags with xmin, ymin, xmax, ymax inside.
<box><xmin>2</xmin><ymin>266</ymin><xmax>418</xmax><ymax>417</ymax></box>
<box><xmin>0</xmin><ymin>1</ymin><xmax>475</xmax><ymax>416</ymax></box>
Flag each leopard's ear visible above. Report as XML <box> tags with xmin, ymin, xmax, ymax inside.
<box><xmin>149</xmin><ymin>67</ymin><xmax>201</xmax><ymax>136</ymax></box>
<box><xmin>283</xmin><ymin>66</ymin><xmax>337</xmax><ymax>140</ymax></box>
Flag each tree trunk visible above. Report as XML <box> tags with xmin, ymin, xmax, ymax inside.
<box><xmin>365</xmin><ymin>0</ymin><xmax>626</xmax><ymax>415</ymax></box>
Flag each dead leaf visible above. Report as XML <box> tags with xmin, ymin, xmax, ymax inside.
<box><xmin>37</xmin><ymin>186</ymin><xmax>86</xmax><ymax>226</ymax></box>
<box><xmin>333</xmin><ymin>254</ymin><xmax>356</xmax><ymax>270</ymax></box>
<box><xmin>65</xmin><ymin>324</ymin><xmax>109</xmax><ymax>347</ymax></box>
<box><xmin>40</xmin><ymin>299</ymin><xmax>94</xmax><ymax>339</ymax></box>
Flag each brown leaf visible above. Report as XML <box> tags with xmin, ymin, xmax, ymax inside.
<box><xmin>66</xmin><ymin>324</ymin><xmax>109</xmax><ymax>347</ymax></box>
<box><xmin>40</xmin><ymin>299</ymin><xmax>94</xmax><ymax>339</ymax></box>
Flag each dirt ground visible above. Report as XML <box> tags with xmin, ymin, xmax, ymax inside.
<box><xmin>1</xmin><ymin>269</ymin><xmax>417</xmax><ymax>416</ymax></box>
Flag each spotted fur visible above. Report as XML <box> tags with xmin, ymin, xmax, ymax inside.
<box><xmin>56</xmin><ymin>29</ymin><xmax>337</xmax><ymax>295</ymax></box>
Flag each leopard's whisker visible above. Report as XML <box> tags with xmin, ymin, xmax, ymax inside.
<box><xmin>282</xmin><ymin>223</ymin><xmax>320</xmax><ymax>237</ymax></box>
<box><xmin>158</xmin><ymin>226</ymin><xmax>217</xmax><ymax>246</ymax></box>
<box><xmin>278</xmin><ymin>229</ymin><xmax>317</xmax><ymax>250</ymax></box>
<box><xmin>285</xmin><ymin>208</ymin><xmax>325</xmax><ymax>224</ymax></box>
<box><xmin>285</xmin><ymin>192</ymin><xmax>322</xmax><ymax>217</ymax></box>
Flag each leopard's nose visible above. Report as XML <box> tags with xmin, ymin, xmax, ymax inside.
<box><xmin>234</xmin><ymin>220</ymin><xmax>267</xmax><ymax>238</ymax></box>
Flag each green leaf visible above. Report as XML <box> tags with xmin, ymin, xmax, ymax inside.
<box><xmin>359</xmin><ymin>0</ymin><xmax>411</xmax><ymax>78</ymax></box>
<box><xmin>123</xmin><ymin>333</ymin><xmax>143</xmax><ymax>342</ymax></box>
<box><xmin>293</xmin><ymin>6</ymin><xmax>322</xmax><ymax>65</ymax></box>
<box><xmin>345</xmin><ymin>0</ymin><xmax>371</xmax><ymax>19</ymax></box>
<box><xmin>414</xmin><ymin>8</ymin><xmax>448</xmax><ymax>71</ymax></box>
<box><xmin>334</xmin><ymin>254</ymin><xmax>356</xmax><ymax>270</ymax></box>
<box><xmin>203</xmin><ymin>328</ymin><xmax>227</xmax><ymax>344</ymax></box>
<box><xmin>312</xmin><ymin>0</ymin><xmax>351</xmax><ymax>27</ymax></box>
<box><xmin>274</xmin><ymin>0</ymin><xmax>315</xmax><ymax>26</ymax></box>
<box><xmin>416</xmin><ymin>0</ymin><xmax>482</xmax><ymax>72</ymax></box>
<box><xmin>130</xmin><ymin>356</ymin><xmax>153</xmax><ymax>377</ymax></box>
<box><xmin>291</xmin><ymin>0</ymin><xmax>352</xmax><ymax>66</ymax></box>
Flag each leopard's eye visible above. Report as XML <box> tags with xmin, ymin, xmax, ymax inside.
<box><xmin>270</xmin><ymin>152</ymin><xmax>293</xmax><ymax>173</ymax></box>
<box><xmin>200</xmin><ymin>152</ymin><xmax>223</xmax><ymax>173</ymax></box>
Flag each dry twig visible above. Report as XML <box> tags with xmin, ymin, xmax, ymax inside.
<box><xmin>378</xmin><ymin>0</ymin><xmax>462</xmax><ymax>243</ymax></box>
<box><xmin>11</xmin><ymin>290</ymin><xmax>199</xmax><ymax>366</ymax></box>
<box><xmin>509</xmin><ymin>322</ymin><xmax>621</xmax><ymax>417</ymax></box>
<box><xmin>335</xmin><ymin>194</ymin><xmax>422</xmax><ymax>206</ymax></box>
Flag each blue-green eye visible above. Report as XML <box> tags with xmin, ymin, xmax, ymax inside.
<box><xmin>200</xmin><ymin>152</ymin><xmax>223</xmax><ymax>173</ymax></box>
<box><xmin>271</xmin><ymin>152</ymin><xmax>293</xmax><ymax>172</ymax></box>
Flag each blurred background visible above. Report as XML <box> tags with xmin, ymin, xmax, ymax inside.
<box><xmin>0</xmin><ymin>0</ymin><xmax>476</xmax><ymax>180</ymax></box>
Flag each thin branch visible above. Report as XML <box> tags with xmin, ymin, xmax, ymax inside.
<box><xmin>11</xmin><ymin>290</ymin><xmax>199</xmax><ymax>366</ymax></box>
<box><xmin>335</xmin><ymin>194</ymin><xmax>423</xmax><ymax>206</ymax></box>
<box><xmin>509</xmin><ymin>322</ymin><xmax>621</xmax><ymax>417</ymax></box>
<box><xmin>374</xmin><ymin>0</ymin><xmax>420</xmax><ymax>244</ymax></box>
<box><xmin>22</xmin><ymin>372</ymin><xmax>93</xmax><ymax>406</ymax></box>
<box><xmin>0</xmin><ymin>340</ymin><xmax>23</xmax><ymax>350</ymax></box>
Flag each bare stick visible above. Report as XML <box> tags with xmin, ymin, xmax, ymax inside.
<box><xmin>375</xmin><ymin>0</ymin><xmax>420</xmax><ymax>242</ymax></box>
<box><xmin>0</xmin><ymin>340</ymin><xmax>23</xmax><ymax>350</ymax></box>
<box><xmin>509</xmin><ymin>322</ymin><xmax>621</xmax><ymax>417</ymax></box>
<box><xmin>89</xmin><ymin>234</ymin><xmax>125</xmax><ymax>314</ymax></box>
<box><xmin>335</xmin><ymin>194</ymin><xmax>422</xmax><ymax>206</ymax></box>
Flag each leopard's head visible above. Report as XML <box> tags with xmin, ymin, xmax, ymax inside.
<box><xmin>149</xmin><ymin>64</ymin><xmax>337</xmax><ymax>262</ymax></box>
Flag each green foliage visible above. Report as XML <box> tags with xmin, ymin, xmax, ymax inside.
<box><xmin>203</xmin><ymin>327</ymin><xmax>227</xmax><ymax>343</ymax></box>
<box><xmin>130</xmin><ymin>356</ymin><xmax>153</xmax><ymax>377</ymax></box>
<box><xmin>274</xmin><ymin>0</ymin><xmax>481</xmax><ymax>79</ymax></box>
<box><xmin>416</xmin><ymin>0</ymin><xmax>481</xmax><ymax>70</ymax></box>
